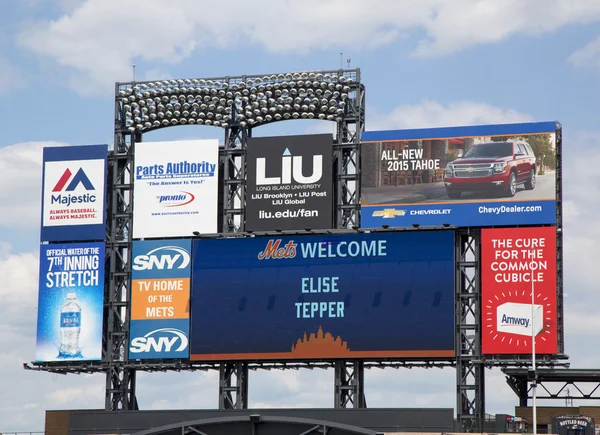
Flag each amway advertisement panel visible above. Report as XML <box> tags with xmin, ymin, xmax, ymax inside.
<box><xmin>128</xmin><ymin>239</ymin><xmax>191</xmax><ymax>360</ymax></box>
<box><xmin>360</xmin><ymin>122</ymin><xmax>559</xmax><ymax>228</ymax></box>
<box><xmin>35</xmin><ymin>242</ymin><xmax>105</xmax><ymax>362</ymax></box>
<box><xmin>246</xmin><ymin>134</ymin><xmax>333</xmax><ymax>231</ymax></box>
<box><xmin>481</xmin><ymin>226</ymin><xmax>557</xmax><ymax>355</ymax></box>
<box><xmin>190</xmin><ymin>231</ymin><xmax>455</xmax><ymax>361</ymax></box>
<box><xmin>133</xmin><ymin>139</ymin><xmax>219</xmax><ymax>238</ymax></box>
<box><xmin>41</xmin><ymin>145</ymin><xmax>108</xmax><ymax>242</ymax></box>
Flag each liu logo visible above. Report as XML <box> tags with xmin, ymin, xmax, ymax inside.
<box><xmin>52</xmin><ymin>168</ymin><xmax>95</xmax><ymax>192</ymax></box>
<box><xmin>257</xmin><ymin>239</ymin><xmax>298</xmax><ymax>260</ymax></box>
<box><xmin>256</xmin><ymin>148</ymin><xmax>322</xmax><ymax>185</ymax></box>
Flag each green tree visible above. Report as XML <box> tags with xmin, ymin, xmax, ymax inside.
<box><xmin>490</xmin><ymin>134</ymin><xmax>555</xmax><ymax>171</ymax></box>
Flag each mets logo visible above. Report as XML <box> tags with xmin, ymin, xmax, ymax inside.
<box><xmin>52</xmin><ymin>168</ymin><xmax>95</xmax><ymax>192</ymax></box>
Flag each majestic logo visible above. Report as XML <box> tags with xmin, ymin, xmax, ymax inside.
<box><xmin>156</xmin><ymin>191</ymin><xmax>195</xmax><ymax>207</ymax></box>
<box><xmin>132</xmin><ymin>245</ymin><xmax>191</xmax><ymax>271</ymax></box>
<box><xmin>50</xmin><ymin>168</ymin><xmax>97</xmax><ymax>207</ymax></box>
<box><xmin>52</xmin><ymin>168</ymin><xmax>95</xmax><ymax>192</ymax></box>
<box><xmin>256</xmin><ymin>148</ymin><xmax>323</xmax><ymax>185</ymax></box>
<box><xmin>129</xmin><ymin>328</ymin><xmax>189</xmax><ymax>354</ymax></box>
<box><xmin>372</xmin><ymin>208</ymin><xmax>406</xmax><ymax>218</ymax></box>
<box><xmin>257</xmin><ymin>239</ymin><xmax>298</xmax><ymax>260</ymax></box>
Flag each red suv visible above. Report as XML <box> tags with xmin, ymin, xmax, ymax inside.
<box><xmin>443</xmin><ymin>140</ymin><xmax>536</xmax><ymax>199</ymax></box>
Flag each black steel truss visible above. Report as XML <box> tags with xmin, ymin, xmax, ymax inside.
<box><xmin>455</xmin><ymin>229</ymin><xmax>485</xmax><ymax>433</ymax></box>
<box><xmin>219</xmin><ymin>362</ymin><xmax>249</xmax><ymax>409</ymax></box>
<box><xmin>504</xmin><ymin>368</ymin><xmax>600</xmax><ymax>406</ymax></box>
<box><xmin>334</xmin><ymin>361</ymin><xmax>366</xmax><ymax>408</ymax></box>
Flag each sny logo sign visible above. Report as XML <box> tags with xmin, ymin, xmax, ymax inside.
<box><xmin>256</xmin><ymin>148</ymin><xmax>322</xmax><ymax>185</ymax></box>
<box><xmin>129</xmin><ymin>328</ymin><xmax>189</xmax><ymax>354</ymax></box>
<box><xmin>132</xmin><ymin>246</ymin><xmax>191</xmax><ymax>271</ymax></box>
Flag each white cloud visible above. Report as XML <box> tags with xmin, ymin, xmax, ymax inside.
<box><xmin>0</xmin><ymin>56</ymin><xmax>26</xmax><ymax>94</ymax></box>
<box><xmin>368</xmin><ymin>99</ymin><xmax>534</xmax><ymax>130</ymax></box>
<box><xmin>17</xmin><ymin>0</ymin><xmax>600</xmax><ymax>94</ymax></box>
<box><xmin>0</xmin><ymin>141</ymin><xmax>70</xmax><ymax>228</ymax></box>
<box><xmin>570</xmin><ymin>35</ymin><xmax>600</xmax><ymax>69</ymax></box>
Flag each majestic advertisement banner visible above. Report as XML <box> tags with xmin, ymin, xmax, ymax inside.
<box><xmin>190</xmin><ymin>231</ymin><xmax>455</xmax><ymax>361</ymax></box>
<box><xmin>128</xmin><ymin>239</ymin><xmax>191</xmax><ymax>360</ymax></box>
<box><xmin>41</xmin><ymin>145</ymin><xmax>108</xmax><ymax>242</ymax></box>
<box><xmin>132</xmin><ymin>139</ymin><xmax>219</xmax><ymax>239</ymax></box>
<box><xmin>360</xmin><ymin>122</ymin><xmax>559</xmax><ymax>228</ymax></box>
<box><xmin>246</xmin><ymin>134</ymin><xmax>333</xmax><ymax>231</ymax></box>
<box><xmin>35</xmin><ymin>242</ymin><xmax>105</xmax><ymax>362</ymax></box>
<box><xmin>481</xmin><ymin>226</ymin><xmax>557</xmax><ymax>355</ymax></box>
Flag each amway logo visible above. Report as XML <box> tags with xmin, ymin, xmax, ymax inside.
<box><xmin>157</xmin><ymin>191</ymin><xmax>195</xmax><ymax>207</ymax></box>
<box><xmin>256</xmin><ymin>148</ymin><xmax>322</xmax><ymax>185</ymax></box>
<box><xmin>496</xmin><ymin>302</ymin><xmax>543</xmax><ymax>337</ymax></box>
<box><xmin>129</xmin><ymin>328</ymin><xmax>189</xmax><ymax>354</ymax></box>
<box><xmin>132</xmin><ymin>246</ymin><xmax>190</xmax><ymax>271</ymax></box>
<box><xmin>257</xmin><ymin>239</ymin><xmax>297</xmax><ymax>260</ymax></box>
<box><xmin>50</xmin><ymin>168</ymin><xmax>97</xmax><ymax>207</ymax></box>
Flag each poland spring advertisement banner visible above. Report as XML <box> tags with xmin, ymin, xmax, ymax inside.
<box><xmin>133</xmin><ymin>139</ymin><xmax>219</xmax><ymax>238</ymax></box>
<box><xmin>40</xmin><ymin>144</ymin><xmax>108</xmax><ymax>242</ymax></box>
<box><xmin>35</xmin><ymin>242</ymin><xmax>105</xmax><ymax>362</ymax></box>
<box><xmin>246</xmin><ymin>133</ymin><xmax>333</xmax><ymax>231</ymax></box>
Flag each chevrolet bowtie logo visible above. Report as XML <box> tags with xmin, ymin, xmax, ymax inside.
<box><xmin>372</xmin><ymin>208</ymin><xmax>406</xmax><ymax>218</ymax></box>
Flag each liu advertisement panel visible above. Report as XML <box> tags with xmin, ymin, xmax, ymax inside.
<box><xmin>360</xmin><ymin>122</ymin><xmax>559</xmax><ymax>228</ymax></box>
<box><xmin>35</xmin><ymin>242</ymin><xmax>105</xmax><ymax>362</ymax></box>
<box><xmin>40</xmin><ymin>145</ymin><xmax>108</xmax><ymax>242</ymax></box>
<box><xmin>190</xmin><ymin>231</ymin><xmax>455</xmax><ymax>361</ymax></box>
<box><xmin>133</xmin><ymin>139</ymin><xmax>219</xmax><ymax>238</ymax></box>
<box><xmin>128</xmin><ymin>239</ymin><xmax>191</xmax><ymax>360</ymax></box>
<box><xmin>481</xmin><ymin>226</ymin><xmax>557</xmax><ymax>355</ymax></box>
<box><xmin>246</xmin><ymin>134</ymin><xmax>333</xmax><ymax>231</ymax></box>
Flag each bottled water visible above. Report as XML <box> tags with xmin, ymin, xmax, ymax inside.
<box><xmin>59</xmin><ymin>292</ymin><xmax>82</xmax><ymax>357</ymax></box>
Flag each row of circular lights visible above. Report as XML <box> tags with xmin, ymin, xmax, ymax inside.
<box><xmin>118</xmin><ymin>73</ymin><xmax>356</xmax><ymax>131</ymax></box>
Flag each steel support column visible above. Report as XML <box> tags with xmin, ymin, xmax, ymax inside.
<box><xmin>105</xmin><ymin>83</ymin><xmax>137</xmax><ymax>409</ymax></box>
<box><xmin>455</xmin><ymin>229</ymin><xmax>485</xmax><ymax>432</ymax></box>
<box><xmin>219</xmin><ymin>362</ymin><xmax>249</xmax><ymax>409</ymax></box>
<box><xmin>334</xmin><ymin>360</ymin><xmax>366</xmax><ymax>408</ymax></box>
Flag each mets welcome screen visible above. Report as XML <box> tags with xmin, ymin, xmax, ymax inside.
<box><xmin>189</xmin><ymin>231</ymin><xmax>455</xmax><ymax>361</ymax></box>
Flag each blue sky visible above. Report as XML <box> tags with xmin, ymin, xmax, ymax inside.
<box><xmin>2</xmin><ymin>0</ymin><xmax>600</xmax><ymax>432</ymax></box>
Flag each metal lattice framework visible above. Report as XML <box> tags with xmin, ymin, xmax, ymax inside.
<box><xmin>110</xmin><ymin>69</ymin><xmax>366</xmax><ymax>410</ymax></box>
<box><xmin>22</xmin><ymin>72</ymin><xmax>567</xmax><ymax>432</ymax></box>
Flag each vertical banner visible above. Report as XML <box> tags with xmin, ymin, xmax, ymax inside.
<box><xmin>481</xmin><ymin>226</ymin><xmax>557</xmax><ymax>355</ymax></box>
<box><xmin>41</xmin><ymin>145</ymin><xmax>108</xmax><ymax>242</ymax></box>
<box><xmin>133</xmin><ymin>139</ymin><xmax>219</xmax><ymax>239</ymax></box>
<box><xmin>246</xmin><ymin>134</ymin><xmax>333</xmax><ymax>231</ymax></box>
<box><xmin>35</xmin><ymin>242</ymin><xmax>105</xmax><ymax>362</ymax></box>
<box><xmin>128</xmin><ymin>239</ymin><xmax>191</xmax><ymax>360</ymax></box>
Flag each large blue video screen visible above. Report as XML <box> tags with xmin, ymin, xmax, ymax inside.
<box><xmin>190</xmin><ymin>231</ymin><xmax>455</xmax><ymax>361</ymax></box>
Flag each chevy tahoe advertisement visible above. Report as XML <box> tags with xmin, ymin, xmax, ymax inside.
<box><xmin>359</xmin><ymin>121</ymin><xmax>559</xmax><ymax>228</ymax></box>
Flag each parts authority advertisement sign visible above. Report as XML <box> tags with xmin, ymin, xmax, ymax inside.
<box><xmin>360</xmin><ymin>121</ymin><xmax>559</xmax><ymax>228</ymax></box>
<box><xmin>246</xmin><ymin>134</ymin><xmax>333</xmax><ymax>231</ymax></box>
<box><xmin>190</xmin><ymin>231</ymin><xmax>455</xmax><ymax>361</ymax></box>
<box><xmin>128</xmin><ymin>239</ymin><xmax>191</xmax><ymax>360</ymax></box>
<box><xmin>133</xmin><ymin>139</ymin><xmax>219</xmax><ymax>239</ymax></box>
<box><xmin>481</xmin><ymin>226</ymin><xmax>557</xmax><ymax>355</ymax></box>
<box><xmin>35</xmin><ymin>242</ymin><xmax>105</xmax><ymax>362</ymax></box>
<box><xmin>41</xmin><ymin>145</ymin><xmax>108</xmax><ymax>242</ymax></box>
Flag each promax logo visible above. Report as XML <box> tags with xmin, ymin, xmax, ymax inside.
<box><xmin>129</xmin><ymin>328</ymin><xmax>189</xmax><ymax>354</ymax></box>
<box><xmin>50</xmin><ymin>168</ymin><xmax>97</xmax><ymax>207</ymax></box>
<box><xmin>256</xmin><ymin>148</ymin><xmax>322</xmax><ymax>185</ymax></box>
<box><xmin>132</xmin><ymin>246</ymin><xmax>190</xmax><ymax>271</ymax></box>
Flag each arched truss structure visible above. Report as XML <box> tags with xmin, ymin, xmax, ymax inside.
<box><xmin>131</xmin><ymin>415</ymin><xmax>381</xmax><ymax>435</ymax></box>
